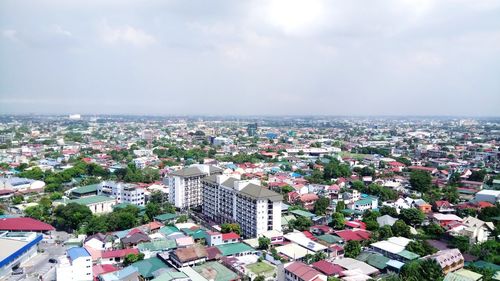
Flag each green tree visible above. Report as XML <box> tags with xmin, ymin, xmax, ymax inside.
<box><xmin>469</xmin><ymin>169</ymin><xmax>487</xmax><ymax>182</ymax></box>
<box><xmin>313</xmin><ymin>196</ymin><xmax>330</xmax><ymax>215</ymax></box>
<box><xmin>450</xmin><ymin>235</ymin><xmax>470</xmax><ymax>252</ymax></box>
<box><xmin>399</xmin><ymin>208</ymin><xmax>425</xmax><ymax>226</ymax></box>
<box><xmin>53</xmin><ymin>203</ymin><xmax>93</xmax><ymax>232</ymax></box>
<box><xmin>380</xmin><ymin>206</ymin><xmax>398</xmax><ymax>217</ymax></box>
<box><xmin>406</xmin><ymin>240</ymin><xmax>437</xmax><ymax>256</ymax></box>
<box><xmin>344</xmin><ymin>240</ymin><xmax>361</xmax><ymax>258</ymax></box>
<box><xmin>330</xmin><ymin>213</ymin><xmax>345</xmax><ymax>230</ymax></box>
<box><xmin>11</xmin><ymin>194</ymin><xmax>24</xmax><ymax>205</ymax></box>
<box><xmin>410</xmin><ymin>170</ymin><xmax>432</xmax><ymax>193</ymax></box>
<box><xmin>176</xmin><ymin>214</ymin><xmax>188</xmax><ymax>223</ymax></box>
<box><xmin>335</xmin><ymin>201</ymin><xmax>346</xmax><ymax>213</ymax></box>
<box><xmin>145</xmin><ymin>202</ymin><xmax>162</xmax><ymax>221</ymax></box>
<box><xmin>258</xmin><ymin>237</ymin><xmax>271</xmax><ymax>250</ymax></box>
<box><xmin>289</xmin><ymin>217</ymin><xmax>313</xmax><ymax>231</ymax></box>
<box><xmin>254</xmin><ymin>276</ymin><xmax>265</xmax><ymax>281</ymax></box>
<box><xmin>221</xmin><ymin>223</ymin><xmax>241</xmax><ymax>235</ymax></box>
<box><xmin>392</xmin><ymin>220</ymin><xmax>411</xmax><ymax>238</ymax></box>
<box><xmin>86</xmin><ymin>215</ymin><xmax>108</xmax><ymax>234</ymax></box>
<box><xmin>123</xmin><ymin>253</ymin><xmax>145</xmax><ymax>266</ymax></box>
<box><xmin>379</xmin><ymin>225</ymin><xmax>393</xmax><ymax>240</ymax></box>
<box><xmin>425</xmin><ymin>223</ymin><xmax>444</xmax><ymax>237</ymax></box>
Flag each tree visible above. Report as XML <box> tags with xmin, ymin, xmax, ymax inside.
<box><xmin>258</xmin><ymin>237</ymin><xmax>271</xmax><ymax>250</ymax></box>
<box><xmin>176</xmin><ymin>214</ymin><xmax>188</xmax><ymax>223</ymax></box>
<box><xmin>24</xmin><ymin>205</ymin><xmax>50</xmax><ymax>222</ymax></box>
<box><xmin>380</xmin><ymin>206</ymin><xmax>398</xmax><ymax>217</ymax></box>
<box><xmin>406</xmin><ymin>240</ymin><xmax>437</xmax><ymax>256</ymax></box>
<box><xmin>391</xmin><ymin>220</ymin><xmax>411</xmax><ymax>238</ymax></box>
<box><xmin>379</xmin><ymin>225</ymin><xmax>393</xmax><ymax>240</ymax></box>
<box><xmin>469</xmin><ymin>169</ymin><xmax>487</xmax><ymax>182</ymax></box>
<box><xmin>365</xmin><ymin>220</ymin><xmax>379</xmax><ymax>231</ymax></box>
<box><xmin>419</xmin><ymin>259</ymin><xmax>444</xmax><ymax>281</ymax></box>
<box><xmin>313</xmin><ymin>197</ymin><xmax>330</xmax><ymax>215</ymax></box>
<box><xmin>289</xmin><ymin>217</ymin><xmax>313</xmax><ymax>231</ymax></box>
<box><xmin>145</xmin><ymin>202</ymin><xmax>161</xmax><ymax>221</ymax></box>
<box><xmin>399</xmin><ymin>208</ymin><xmax>425</xmax><ymax>226</ymax></box>
<box><xmin>335</xmin><ymin>201</ymin><xmax>346</xmax><ymax>213</ymax></box>
<box><xmin>86</xmin><ymin>215</ymin><xmax>108</xmax><ymax>234</ymax></box>
<box><xmin>53</xmin><ymin>203</ymin><xmax>93</xmax><ymax>232</ymax></box>
<box><xmin>11</xmin><ymin>194</ymin><xmax>24</xmax><ymax>205</ymax></box>
<box><xmin>123</xmin><ymin>253</ymin><xmax>145</xmax><ymax>265</ymax></box>
<box><xmin>221</xmin><ymin>223</ymin><xmax>241</xmax><ymax>235</ymax></box>
<box><xmin>330</xmin><ymin>213</ymin><xmax>345</xmax><ymax>230</ymax></box>
<box><xmin>450</xmin><ymin>235</ymin><xmax>470</xmax><ymax>252</ymax></box>
<box><xmin>410</xmin><ymin>170</ymin><xmax>432</xmax><ymax>193</ymax></box>
<box><xmin>344</xmin><ymin>240</ymin><xmax>361</xmax><ymax>258</ymax></box>
<box><xmin>254</xmin><ymin>276</ymin><xmax>265</xmax><ymax>281</ymax></box>
<box><xmin>425</xmin><ymin>223</ymin><xmax>444</xmax><ymax>237</ymax></box>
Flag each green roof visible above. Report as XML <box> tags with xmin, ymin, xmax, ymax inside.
<box><xmin>181</xmin><ymin>228</ymin><xmax>207</xmax><ymax>240</ymax></box>
<box><xmin>138</xmin><ymin>239</ymin><xmax>177</xmax><ymax>252</ymax></box>
<box><xmin>467</xmin><ymin>261</ymin><xmax>500</xmax><ymax>271</ymax></box>
<box><xmin>216</xmin><ymin>242</ymin><xmax>255</xmax><ymax>256</ymax></box>
<box><xmin>357</xmin><ymin>252</ymin><xmax>390</xmax><ymax>269</ymax></box>
<box><xmin>397</xmin><ymin>250</ymin><xmax>420</xmax><ymax>260</ymax></box>
<box><xmin>151</xmin><ymin>271</ymin><xmax>188</xmax><ymax>281</ymax></box>
<box><xmin>155</xmin><ymin>213</ymin><xmax>178</xmax><ymax>222</ymax></box>
<box><xmin>444</xmin><ymin>269</ymin><xmax>483</xmax><ymax>281</ymax></box>
<box><xmin>113</xmin><ymin>202</ymin><xmax>146</xmax><ymax>211</ymax></box>
<box><xmin>68</xmin><ymin>195</ymin><xmax>115</xmax><ymax>205</ymax></box>
<box><xmin>159</xmin><ymin>225</ymin><xmax>181</xmax><ymax>236</ymax></box>
<box><xmin>290</xmin><ymin>209</ymin><xmax>315</xmax><ymax>218</ymax></box>
<box><xmin>193</xmin><ymin>261</ymin><xmax>238</xmax><ymax>281</ymax></box>
<box><xmin>71</xmin><ymin>184</ymin><xmax>99</xmax><ymax>195</ymax></box>
<box><xmin>316</xmin><ymin>234</ymin><xmax>343</xmax><ymax>244</ymax></box>
<box><xmin>281</xmin><ymin>215</ymin><xmax>296</xmax><ymax>226</ymax></box>
<box><xmin>131</xmin><ymin>257</ymin><xmax>168</xmax><ymax>279</ymax></box>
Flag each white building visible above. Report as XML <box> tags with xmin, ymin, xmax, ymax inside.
<box><xmin>202</xmin><ymin>175</ymin><xmax>282</xmax><ymax>238</ymax></box>
<box><xmin>0</xmin><ymin>177</ymin><xmax>45</xmax><ymax>192</ymax></box>
<box><xmin>0</xmin><ymin>232</ymin><xmax>43</xmax><ymax>278</ymax></box>
<box><xmin>56</xmin><ymin>247</ymin><xmax>92</xmax><ymax>281</ymax></box>
<box><xmin>448</xmin><ymin>216</ymin><xmax>496</xmax><ymax>244</ymax></box>
<box><xmin>98</xmin><ymin>181</ymin><xmax>145</xmax><ymax>206</ymax></box>
<box><xmin>166</xmin><ymin>164</ymin><xmax>223</xmax><ymax>209</ymax></box>
<box><xmin>474</xmin><ymin>190</ymin><xmax>500</xmax><ymax>204</ymax></box>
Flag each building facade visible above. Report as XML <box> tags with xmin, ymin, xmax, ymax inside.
<box><xmin>166</xmin><ymin>165</ymin><xmax>222</xmax><ymax>209</ymax></box>
<box><xmin>202</xmin><ymin>175</ymin><xmax>282</xmax><ymax>238</ymax></box>
<box><xmin>56</xmin><ymin>247</ymin><xmax>93</xmax><ymax>281</ymax></box>
<box><xmin>98</xmin><ymin>181</ymin><xmax>145</xmax><ymax>206</ymax></box>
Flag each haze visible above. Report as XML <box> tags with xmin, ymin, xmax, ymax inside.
<box><xmin>1</xmin><ymin>0</ymin><xmax>500</xmax><ymax>116</ymax></box>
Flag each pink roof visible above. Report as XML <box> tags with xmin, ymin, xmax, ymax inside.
<box><xmin>299</xmin><ymin>193</ymin><xmax>319</xmax><ymax>202</ymax></box>
<box><xmin>334</xmin><ymin>230</ymin><xmax>371</xmax><ymax>241</ymax></box>
<box><xmin>285</xmin><ymin>261</ymin><xmax>322</xmax><ymax>281</ymax></box>
<box><xmin>93</xmin><ymin>264</ymin><xmax>118</xmax><ymax>278</ymax></box>
<box><xmin>0</xmin><ymin>217</ymin><xmax>55</xmax><ymax>231</ymax></box>
<box><xmin>221</xmin><ymin>232</ymin><xmax>240</xmax><ymax>240</ymax></box>
<box><xmin>101</xmin><ymin>248</ymin><xmax>138</xmax><ymax>259</ymax></box>
<box><xmin>176</xmin><ymin>236</ymin><xmax>194</xmax><ymax>246</ymax></box>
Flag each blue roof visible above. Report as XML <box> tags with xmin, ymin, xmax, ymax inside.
<box><xmin>67</xmin><ymin>247</ymin><xmax>90</xmax><ymax>261</ymax></box>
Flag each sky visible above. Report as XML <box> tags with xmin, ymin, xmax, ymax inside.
<box><xmin>1</xmin><ymin>0</ymin><xmax>500</xmax><ymax>116</ymax></box>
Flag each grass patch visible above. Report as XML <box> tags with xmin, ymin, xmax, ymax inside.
<box><xmin>247</xmin><ymin>262</ymin><xmax>274</xmax><ymax>275</ymax></box>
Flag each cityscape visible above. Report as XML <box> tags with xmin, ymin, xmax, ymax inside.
<box><xmin>1</xmin><ymin>1</ymin><xmax>500</xmax><ymax>281</ymax></box>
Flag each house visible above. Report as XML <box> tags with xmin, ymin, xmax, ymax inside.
<box><xmin>121</xmin><ymin>229</ymin><xmax>150</xmax><ymax>247</ymax></box>
<box><xmin>334</xmin><ymin>229</ymin><xmax>371</xmax><ymax>242</ymax></box>
<box><xmin>473</xmin><ymin>189</ymin><xmax>500</xmax><ymax>204</ymax></box>
<box><xmin>56</xmin><ymin>247</ymin><xmax>93</xmax><ymax>281</ymax></box>
<box><xmin>349</xmin><ymin>196</ymin><xmax>378</xmax><ymax>212</ymax></box>
<box><xmin>413</xmin><ymin>199</ymin><xmax>432</xmax><ymax>213</ymax></box>
<box><xmin>444</xmin><ymin>269</ymin><xmax>483</xmax><ymax>281</ymax></box>
<box><xmin>101</xmin><ymin>248</ymin><xmax>139</xmax><ymax>265</ymax></box>
<box><xmin>84</xmin><ymin>233</ymin><xmax>113</xmax><ymax>251</ymax></box>
<box><xmin>432</xmin><ymin>213</ymin><xmax>463</xmax><ymax>227</ymax></box>
<box><xmin>205</xmin><ymin>231</ymin><xmax>240</xmax><ymax>246</ymax></box>
<box><xmin>425</xmin><ymin>248</ymin><xmax>464</xmax><ymax>274</ymax></box>
<box><xmin>377</xmin><ymin>215</ymin><xmax>398</xmax><ymax>227</ymax></box>
<box><xmin>434</xmin><ymin>201</ymin><xmax>455</xmax><ymax>213</ymax></box>
<box><xmin>297</xmin><ymin>193</ymin><xmax>319</xmax><ymax>210</ymax></box>
<box><xmin>169</xmin><ymin>244</ymin><xmax>208</xmax><ymax>268</ymax></box>
<box><xmin>285</xmin><ymin>261</ymin><xmax>327</xmax><ymax>281</ymax></box>
<box><xmin>448</xmin><ymin>216</ymin><xmax>496</xmax><ymax>244</ymax></box>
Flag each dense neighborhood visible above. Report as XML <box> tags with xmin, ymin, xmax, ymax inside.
<box><xmin>0</xmin><ymin>115</ymin><xmax>499</xmax><ymax>281</ymax></box>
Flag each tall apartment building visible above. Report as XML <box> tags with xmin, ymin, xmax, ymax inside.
<box><xmin>202</xmin><ymin>175</ymin><xmax>282</xmax><ymax>238</ymax></box>
<box><xmin>166</xmin><ymin>164</ymin><xmax>223</xmax><ymax>209</ymax></box>
<box><xmin>97</xmin><ymin>181</ymin><xmax>145</xmax><ymax>206</ymax></box>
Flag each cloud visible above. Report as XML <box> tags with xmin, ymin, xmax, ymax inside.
<box><xmin>99</xmin><ymin>20</ymin><xmax>156</xmax><ymax>47</ymax></box>
<box><xmin>2</xmin><ymin>29</ymin><xmax>19</xmax><ymax>41</ymax></box>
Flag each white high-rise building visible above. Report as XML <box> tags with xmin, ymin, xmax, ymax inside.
<box><xmin>202</xmin><ymin>175</ymin><xmax>282</xmax><ymax>238</ymax></box>
<box><xmin>166</xmin><ymin>164</ymin><xmax>223</xmax><ymax>209</ymax></box>
<box><xmin>98</xmin><ymin>181</ymin><xmax>145</xmax><ymax>206</ymax></box>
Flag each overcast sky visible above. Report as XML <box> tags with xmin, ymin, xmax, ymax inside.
<box><xmin>1</xmin><ymin>0</ymin><xmax>499</xmax><ymax>116</ymax></box>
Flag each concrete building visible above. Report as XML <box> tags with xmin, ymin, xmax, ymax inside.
<box><xmin>284</xmin><ymin>261</ymin><xmax>327</xmax><ymax>281</ymax></box>
<box><xmin>167</xmin><ymin>164</ymin><xmax>223</xmax><ymax>209</ymax></box>
<box><xmin>56</xmin><ymin>247</ymin><xmax>93</xmax><ymax>281</ymax></box>
<box><xmin>473</xmin><ymin>189</ymin><xmax>500</xmax><ymax>204</ymax></box>
<box><xmin>64</xmin><ymin>196</ymin><xmax>117</xmax><ymax>214</ymax></box>
<box><xmin>202</xmin><ymin>175</ymin><xmax>282</xmax><ymax>238</ymax></box>
<box><xmin>0</xmin><ymin>177</ymin><xmax>45</xmax><ymax>193</ymax></box>
<box><xmin>0</xmin><ymin>231</ymin><xmax>43</xmax><ymax>278</ymax></box>
<box><xmin>98</xmin><ymin>181</ymin><xmax>145</xmax><ymax>206</ymax></box>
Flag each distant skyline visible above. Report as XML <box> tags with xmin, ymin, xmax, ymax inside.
<box><xmin>1</xmin><ymin>0</ymin><xmax>500</xmax><ymax>116</ymax></box>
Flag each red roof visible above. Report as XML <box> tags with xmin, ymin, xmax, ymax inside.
<box><xmin>334</xmin><ymin>230</ymin><xmax>371</xmax><ymax>241</ymax></box>
<box><xmin>312</xmin><ymin>260</ymin><xmax>344</xmax><ymax>276</ymax></box>
<box><xmin>0</xmin><ymin>217</ymin><xmax>55</xmax><ymax>231</ymax></box>
<box><xmin>477</xmin><ymin>201</ymin><xmax>494</xmax><ymax>209</ymax></box>
<box><xmin>221</xmin><ymin>232</ymin><xmax>240</xmax><ymax>240</ymax></box>
<box><xmin>285</xmin><ymin>261</ymin><xmax>322</xmax><ymax>281</ymax></box>
<box><xmin>302</xmin><ymin>231</ymin><xmax>316</xmax><ymax>240</ymax></box>
<box><xmin>299</xmin><ymin>193</ymin><xmax>319</xmax><ymax>202</ymax></box>
<box><xmin>101</xmin><ymin>248</ymin><xmax>139</xmax><ymax>259</ymax></box>
<box><xmin>435</xmin><ymin>200</ymin><xmax>451</xmax><ymax>208</ymax></box>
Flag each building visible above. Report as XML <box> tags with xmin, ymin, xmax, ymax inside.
<box><xmin>473</xmin><ymin>189</ymin><xmax>500</xmax><ymax>204</ymax></box>
<box><xmin>168</xmin><ymin>245</ymin><xmax>208</xmax><ymax>268</ymax></box>
<box><xmin>0</xmin><ymin>231</ymin><xmax>43</xmax><ymax>277</ymax></box>
<box><xmin>98</xmin><ymin>181</ymin><xmax>145</xmax><ymax>206</ymax></box>
<box><xmin>247</xmin><ymin>123</ymin><xmax>258</xmax><ymax>137</ymax></box>
<box><xmin>285</xmin><ymin>261</ymin><xmax>327</xmax><ymax>281</ymax></box>
<box><xmin>448</xmin><ymin>216</ymin><xmax>496</xmax><ymax>244</ymax></box>
<box><xmin>202</xmin><ymin>175</ymin><xmax>282</xmax><ymax>238</ymax></box>
<box><xmin>425</xmin><ymin>248</ymin><xmax>464</xmax><ymax>274</ymax></box>
<box><xmin>65</xmin><ymin>195</ymin><xmax>117</xmax><ymax>214</ymax></box>
<box><xmin>167</xmin><ymin>164</ymin><xmax>223</xmax><ymax>209</ymax></box>
<box><xmin>0</xmin><ymin>177</ymin><xmax>45</xmax><ymax>193</ymax></box>
<box><xmin>56</xmin><ymin>247</ymin><xmax>93</xmax><ymax>281</ymax></box>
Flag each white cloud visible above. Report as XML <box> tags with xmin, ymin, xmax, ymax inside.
<box><xmin>411</xmin><ymin>52</ymin><xmax>444</xmax><ymax>67</ymax></box>
<box><xmin>99</xmin><ymin>20</ymin><xmax>156</xmax><ymax>47</ymax></box>
<box><xmin>2</xmin><ymin>29</ymin><xmax>19</xmax><ymax>41</ymax></box>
